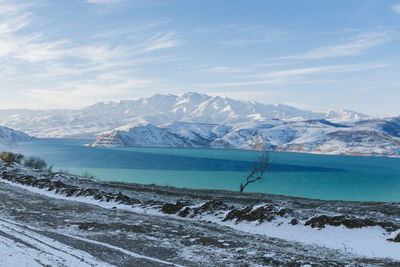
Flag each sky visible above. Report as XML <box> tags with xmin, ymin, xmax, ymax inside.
<box><xmin>0</xmin><ymin>0</ymin><xmax>399</xmax><ymax>116</ymax></box>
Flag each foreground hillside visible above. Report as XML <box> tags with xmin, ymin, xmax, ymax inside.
<box><xmin>1</xmin><ymin>161</ymin><xmax>399</xmax><ymax>266</ymax></box>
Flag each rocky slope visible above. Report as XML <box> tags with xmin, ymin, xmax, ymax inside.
<box><xmin>0</xmin><ymin>126</ymin><xmax>31</xmax><ymax>149</ymax></box>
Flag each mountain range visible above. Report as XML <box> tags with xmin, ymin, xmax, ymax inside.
<box><xmin>0</xmin><ymin>92</ymin><xmax>366</xmax><ymax>138</ymax></box>
<box><xmin>1</xmin><ymin>92</ymin><xmax>399</xmax><ymax>156</ymax></box>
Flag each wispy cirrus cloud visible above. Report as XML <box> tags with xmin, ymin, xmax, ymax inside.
<box><xmin>196</xmin><ymin>63</ymin><xmax>388</xmax><ymax>88</ymax></box>
<box><xmin>218</xmin><ymin>27</ymin><xmax>283</xmax><ymax>47</ymax></box>
<box><xmin>392</xmin><ymin>4</ymin><xmax>400</xmax><ymax>13</ymax></box>
<box><xmin>279</xmin><ymin>32</ymin><xmax>393</xmax><ymax>60</ymax></box>
<box><xmin>144</xmin><ymin>32</ymin><xmax>181</xmax><ymax>51</ymax></box>
<box><xmin>219</xmin><ymin>38</ymin><xmax>272</xmax><ymax>47</ymax></box>
<box><xmin>253</xmin><ymin>63</ymin><xmax>388</xmax><ymax>79</ymax></box>
<box><xmin>0</xmin><ymin>0</ymin><xmax>181</xmax><ymax>108</ymax></box>
<box><xmin>90</xmin><ymin>21</ymin><xmax>170</xmax><ymax>39</ymax></box>
<box><xmin>86</xmin><ymin>0</ymin><xmax>123</xmax><ymax>4</ymax></box>
<box><xmin>0</xmin><ymin>5</ymin><xmax>69</xmax><ymax>62</ymax></box>
<box><xmin>206</xmin><ymin>66</ymin><xmax>253</xmax><ymax>73</ymax></box>
<box><xmin>202</xmin><ymin>62</ymin><xmax>289</xmax><ymax>75</ymax></box>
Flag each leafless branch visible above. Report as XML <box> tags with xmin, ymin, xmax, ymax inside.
<box><xmin>240</xmin><ymin>151</ymin><xmax>271</xmax><ymax>192</ymax></box>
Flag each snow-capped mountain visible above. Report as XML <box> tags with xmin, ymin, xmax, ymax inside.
<box><xmin>0</xmin><ymin>126</ymin><xmax>31</xmax><ymax>150</ymax></box>
<box><xmin>0</xmin><ymin>92</ymin><xmax>367</xmax><ymax>139</ymax></box>
<box><xmin>92</xmin><ymin>117</ymin><xmax>400</xmax><ymax>157</ymax></box>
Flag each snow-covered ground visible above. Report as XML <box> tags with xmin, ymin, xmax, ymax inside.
<box><xmin>1</xmin><ymin>161</ymin><xmax>399</xmax><ymax>265</ymax></box>
<box><xmin>0</xmin><ymin>218</ymin><xmax>112</xmax><ymax>267</ymax></box>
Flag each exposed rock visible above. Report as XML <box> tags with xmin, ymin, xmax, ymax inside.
<box><xmin>223</xmin><ymin>206</ymin><xmax>275</xmax><ymax>223</ymax></box>
<box><xmin>178</xmin><ymin>207</ymin><xmax>191</xmax><ymax>217</ymax></box>
<box><xmin>192</xmin><ymin>200</ymin><xmax>229</xmax><ymax>216</ymax></box>
<box><xmin>387</xmin><ymin>231</ymin><xmax>400</xmax><ymax>242</ymax></box>
<box><xmin>305</xmin><ymin>215</ymin><xmax>398</xmax><ymax>232</ymax></box>
<box><xmin>161</xmin><ymin>201</ymin><xmax>186</xmax><ymax>214</ymax></box>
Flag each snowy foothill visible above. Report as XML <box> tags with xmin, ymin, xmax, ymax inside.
<box><xmin>0</xmin><ymin>126</ymin><xmax>31</xmax><ymax>150</ymax></box>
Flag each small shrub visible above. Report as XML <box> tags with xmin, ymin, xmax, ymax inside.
<box><xmin>23</xmin><ymin>156</ymin><xmax>47</xmax><ymax>170</ymax></box>
<box><xmin>0</xmin><ymin>151</ymin><xmax>24</xmax><ymax>164</ymax></box>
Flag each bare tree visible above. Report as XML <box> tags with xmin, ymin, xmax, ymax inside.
<box><xmin>240</xmin><ymin>151</ymin><xmax>272</xmax><ymax>193</ymax></box>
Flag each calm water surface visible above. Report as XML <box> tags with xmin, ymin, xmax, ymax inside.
<box><xmin>11</xmin><ymin>139</ymin><xmax>400</xmax><ymax>202</ymax></box>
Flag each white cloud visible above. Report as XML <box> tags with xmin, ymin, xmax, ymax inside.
<box><xmin>208</xmin><ymin>90</ymin><xmax>279</xmax><ymax>101</ymax></box>
<box><xmin>215</xmin><ymin>25</ymin><xmax>283</xmax><ymax>47</ymax></box>
<box><xmin>393</xmin><ymin>4</ymin><xmax>400</xmax><ymax>13</ymax></box>
<box><xmin>0</xmin><ymin>1</ymin><xmax>181</xmax><ymax>109</ymax></box>
<box><xmin>219</xmin><ymin>38</ymin><xmax>271</xmax><ymax>46</ymax></box>
<box><xmin>21</xmin><ymin>75</ymin><xmax>155</xmax><ymax>109</ymax></box>
<box><xmin>197</xmin><ymin>63</ymin><xmax>388</xmax><ymax>88</ymax></box>
<box><xmin>90</xmin><ymin>21</ymin><xmax>169</xmax><ymax>39</ymax></box>
<box><xmin>253</xmin><ymin>63</ymin><xmax>388</xmax><ymax>79</ymax></box>
<box><xmin>280</xmin><ymin>32</ymin><xmax>393</xmax><ymax>60</ymax></box>
<box><xmin>202</xmin><ymin>62</ymin><xmax>289</xmax><ymax>75</ymax></box>
<box><xmin>206</xmin><ymin>66</ymin><xmax>252</xmax><ymax>73</ymax></box>
<box><xmin>144</xmin><ymin>32</ymin><xmax>181</xmax><ymax>51</ymax></box>
<box><xmin>86</xmin><ymin>0</ymin><xmax>123</xmax><ymax>4</ymax></box>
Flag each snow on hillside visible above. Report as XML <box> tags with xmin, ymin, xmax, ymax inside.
<box><xmin>0</xmin><ymin>92</ymin><xmax>368</xmax><ymax>139</ymax></box>
<box><xmin>0</xmin><ymin>126</ymin><xmax>31</xmax><ymax>150</ymax></box>
<box><xmin>92</xmin><ymin>117</ymin><xmax>400</xmax><ymax>157</ymax></box>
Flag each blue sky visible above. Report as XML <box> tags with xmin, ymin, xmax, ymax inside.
<box><xmin>0</xmin><ymin>0</ymin><xmax>399</xmax><ymax>115</ymax></box>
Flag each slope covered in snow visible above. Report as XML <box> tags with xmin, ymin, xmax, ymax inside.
<box><xmin>93</xmin><ymin>117</ymin><xmax>400</xmax><ymax>157</ymax></box>
<box><xmin>0</xmin><ymin>126</ymin><xmax>31</xmax><ymax>150</ymax></box>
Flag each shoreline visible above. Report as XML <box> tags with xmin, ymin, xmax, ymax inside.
<box><xmin>20</xmin><ymin>137</ymin><xmax>400</xmax><ymax>159</ymax></box>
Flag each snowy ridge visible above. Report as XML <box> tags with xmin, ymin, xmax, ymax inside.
<box><xmin>93</xmin><ymin>117</ymin><xmax>400</xmax><ymax>157</ymax></box>
<box><xmin>0</xmin><ymin>125</ymin><xmax>31</xmax><ymax>150</ymax></box>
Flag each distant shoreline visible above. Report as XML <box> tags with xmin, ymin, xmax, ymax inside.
<box><xmin>16</xmin><ymin>136</ymin><xmax>400</xmax><ymax>159</ymax></box>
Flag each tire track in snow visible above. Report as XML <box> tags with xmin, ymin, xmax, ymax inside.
<box><xmin>0</xmin><ymin>217</ymin><xmax>186</xmax><ymax>267</ymax></box>
<box><xmin>0</xmin><ymin>218</ymin><xmax>112</xmax><ymax>267</ymax></box>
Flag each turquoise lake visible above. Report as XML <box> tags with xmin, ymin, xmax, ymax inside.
<box><xmin>10</xmin><ymin>139</ymin><xmax>400</xmax><ymax>202</ymax></box>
